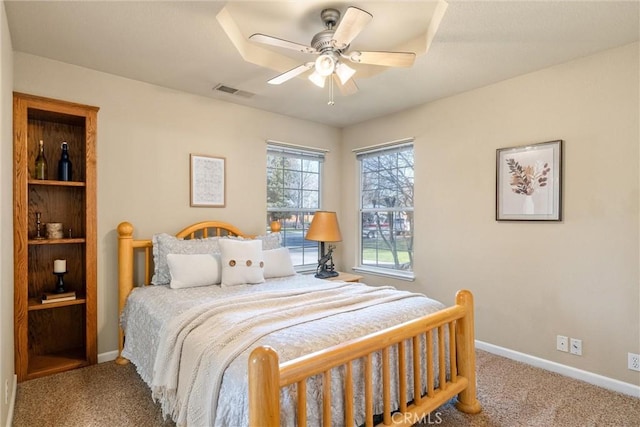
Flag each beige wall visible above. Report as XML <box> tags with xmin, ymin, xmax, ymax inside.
<box><xmin>12</xmin><ymin>52</ymin><xmax>342</xmax><ymax>357</ymax></box>
<box><xmin>340</xmin><ymin>43</ymin><xmax>639</xmax><ymax>385</ymax></box>
<box><xmin>1</xmin><ymin>2</ymin><xmax>13</xmax><ymax>425</ymax></box>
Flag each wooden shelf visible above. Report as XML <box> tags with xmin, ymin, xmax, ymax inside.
<box><xmin>28</xmin><ymin>238</ymin><xmax>86</xmax><ymax>245</ymax></box>
<box><xmin>28</xmin><ymin>179</ymin><xmax>86</xmax><ymax>187</ymax></box>
<box><xmin>27</xmin><ymin>348</ymin><xmax>89</xmax><ymax>380</ymax></box>
<box><xmin>28</xmin><ymin>297</ymin><xmax>86</xmax><ymax>311</ymax></box>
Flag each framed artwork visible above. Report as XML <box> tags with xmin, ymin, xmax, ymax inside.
<box><xmin>190</xmin><ymin>154</ymin><xmax>226</xmax><ymax>207</ymax></box>
<box><xmin>496</xmin><ymin>140</ymin><xmax>563</xmax><ymax>221</ymax></box>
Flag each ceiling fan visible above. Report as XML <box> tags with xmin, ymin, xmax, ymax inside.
<box><xmin>249</xmin><ymin>6</ymin><xmax>416</xmax><ymax>99</ymax></box>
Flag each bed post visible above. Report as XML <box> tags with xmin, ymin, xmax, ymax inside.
<box><xmin>454</xmin><ymin>290</ymin><xmax>482</xmax><ymax>414</ymax></box>
<box><xmin>248</xmin><ymin>346</ymin><xmax>280</xmax><ymax>427</ymax></box>
<box><xmin>115</xmin><ymin>221</ymin><xmax>134</xmax><ymax>365</ymax></box>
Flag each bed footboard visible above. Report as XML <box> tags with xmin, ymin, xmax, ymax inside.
<box><xmin>249</xmin><ymin>290</ymin><xmax>481</xmax><ymax>426</ymax></box>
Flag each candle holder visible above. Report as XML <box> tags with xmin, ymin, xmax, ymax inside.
<box><xmin>53</xmin><ymin>271</ymin><xmax>67</xmax><ymax>293</ymax></box>
<box><xmin>34</xmin><ymin>212</ymin><xmax>45</xmax><ymax>240</ymax></box>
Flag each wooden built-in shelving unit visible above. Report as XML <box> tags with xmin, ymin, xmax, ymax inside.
<box><xmin>13</xmin><ymin>92</ymin><xmax>98</xmax><ymax>381</ymax></box>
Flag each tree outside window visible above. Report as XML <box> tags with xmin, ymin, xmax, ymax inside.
<box><xmin>358</xmin><ymin>144</ymin><xmax>414</xmax><ymax>272</ymax></box>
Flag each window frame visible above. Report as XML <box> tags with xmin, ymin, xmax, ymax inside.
<box><xmin>353</xmin><ymin>139</ymin><xmax>415</xmax><ymax>281</ymax></box>
<box><xmin>266</xmin><ymin>141</ymin><xmax>326</xmax><ymax>272</ymax></box>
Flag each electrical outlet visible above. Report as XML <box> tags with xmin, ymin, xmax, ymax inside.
<box><xmin>629</xmin><ymin>353</ymin><xmax>640</xmax><ymax>372</ymax></box>
<box><xmin>556</xmin><ymin>335</ymin><xmax>568</xmax><ymax>352</ymax></box>
<box><xmin>570</xmin><ymin>338</ymin><xmax>582</xmax><ymax>356</ymax></box>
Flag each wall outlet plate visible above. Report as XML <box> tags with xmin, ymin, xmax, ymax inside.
<box><xmin>628</xmin><ymin>353</ymin><xmax>640</xmax><ymax>372</ymax></box>
<box><xmin>556</xmin><ymin>335</ymin><xmax>568</xmax><ymax>352</ymax></box>
<box><xmin>570</xmin><ymin>338</ymin><xmax>582</xmax><ymax>356</ymax></box>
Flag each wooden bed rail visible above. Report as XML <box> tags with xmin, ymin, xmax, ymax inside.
<box><xmin>116</xmin><ymin>222</ymin><xmax>151</xmax><ymax>364</ymax></box>
<box><xmin>249</xmin><ymin>290</ymin><xmax>481</xmax><ymax>427</ymax></box>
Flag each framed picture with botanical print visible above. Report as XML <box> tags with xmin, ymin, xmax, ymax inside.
<box><xmin>496</xmin><ymin>140</ymin><xmax>563</xmax><ymax>221</ymax></box>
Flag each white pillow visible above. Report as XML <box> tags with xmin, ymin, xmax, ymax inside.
<box><xmin>167</xmin><ymin>253</ymin><xmax>221</xmax><ymax>289</ymax></box>
<box><xmin>226</xmin><ymin>233</ymin><xmax>281</xmax><ymax>250</ymax></box>
<box><xmin>263</xmin><ymin>247</ymin><xmax>296</xmax><ymax>279</ymax></box>
<box><xmin>255</xmin><ymin>233</ymin><xmax>281</xmax><ymax>250</ymax></box>
<box><xmin>219</xmin><ymin>239</ymin><xmax>265</xmax><ymax>286</ymax></box>
<box><xmin>151</xmin><ymin>233</ymin><xmax>221</xmax><ymax>285</ymax></box>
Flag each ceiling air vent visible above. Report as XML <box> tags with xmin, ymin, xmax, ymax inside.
<box><xmin>213</xmin><ymin>84</ymin><xmax>254</xmax><ymax>99</ymax></box>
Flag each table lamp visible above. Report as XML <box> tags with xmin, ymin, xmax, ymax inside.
<box><xmin>305</xmin><ymin>211</ymin><xmax>342</xmax><ymax>279</ymax></box>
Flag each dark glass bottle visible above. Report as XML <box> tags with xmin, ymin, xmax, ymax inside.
<box><xmin>35</xmin><ymin>140</ymin><xmax>48</xmax><ymax>180</ymax></box>
<box><xmin>58</xmin><ymin>141</ymin><xmax>72</xmax><ymax>181</ymax></box>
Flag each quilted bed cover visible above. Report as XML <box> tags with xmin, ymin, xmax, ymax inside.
<box><xmin>120</xmin><ymin>274</ymin><xmax>446</xmax><ymax>426</ymax></box>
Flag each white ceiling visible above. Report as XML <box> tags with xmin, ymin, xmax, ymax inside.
<box><xmin>5</xmin><ymin>1</ymin><xmax>640</xmax><ymax>128</ymax></box>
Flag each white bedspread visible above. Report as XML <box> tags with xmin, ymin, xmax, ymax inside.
<box><xmin>121</xmin><ymin>274</ymin><xmax>447</xmax><ymax>426</ymax></box>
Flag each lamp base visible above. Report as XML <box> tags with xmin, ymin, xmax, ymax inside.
<box><xmin>315</xmin><ymin>270</ymin><xmax>339</xmax><ymax>279</ymax></box>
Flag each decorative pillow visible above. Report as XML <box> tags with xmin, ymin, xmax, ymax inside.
<box><xmin>263</xmin><ymin>247</ymin><xmax>296</xmax><ymax>279</ymax></box>
<box><xmin>167</xmin><ymin>253</ymin><xmax>221</xmax><ymax>289</ymax></box>
<box><xmin>151</xmin><ymin>233</ymin><xmax>221</xmax><ymax>285</ymax></box>
<box><xmin>228</xmin><ymin>233</ymin><xmax>281</xmax><ymax>250</ymax></box>
<box><xmin>219</xmin><ymin>239</ymin><xmax>265</xmax><ymax>287</ymax></box>
<box><xmin>255</xmin><ymin>233</ymin><xmax>282</xmax><ymax>250</ymax></box>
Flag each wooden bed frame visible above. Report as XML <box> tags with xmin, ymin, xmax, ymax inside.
<box><xmin>116</xmin><ymin>220</ymin><xmax>481</xmax><ymax>426</ymax></box>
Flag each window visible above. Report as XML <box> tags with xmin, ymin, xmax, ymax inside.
<box><xmin>356</xmin><ymin>141</ymin><xmax>414</xmax><ymax>277</ymax></box>
<box><xmin>267</xmin><ymin>142</ymin><xmax>325</xmax><ymax>269</ymax></box>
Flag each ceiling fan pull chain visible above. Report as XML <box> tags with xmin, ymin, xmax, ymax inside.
<box><xmin>328</xmin><ymin>76</ymin><xmax>335</xmax><ymax>106</ymax></box>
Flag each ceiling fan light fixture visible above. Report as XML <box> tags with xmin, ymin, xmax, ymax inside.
<box><xmin>308</xmin><ymin>70</ymin><xmax>326</xmax><ymax>88</ymax></box>
<box><xmin>335</xmin><ymin>62</ymin><xmax>356</xmax><ymax>85</ymax></box>
<box><xmin>250</xmin><ymin>5</ymin><xmax>414</xmax><ymax>98</ymax></box>
<box><xmin>315</xmin><ymin>54</ymin><xmax>336</xmax><ymax>77</ymax></box>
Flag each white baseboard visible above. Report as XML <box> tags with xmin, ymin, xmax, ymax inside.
<box><xmin>475</xmin><ymin>340</ymin><xmax>640</xmax><ymax>398</ymax></box>
<box><xmin>97</xmin><ymin>350</ymin><xmax>119</xmax><ymax>364</ymax></box>
<box><xmin>5</xmin><ymin>374</ymin><xmax>16</xmax><ymax>427</ymax></box>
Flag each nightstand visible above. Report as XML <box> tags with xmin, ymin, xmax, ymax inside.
<box><xmin>326</xmin><ymin>272</ymin><xmax>363</xmax><ymax>283</ymax></box>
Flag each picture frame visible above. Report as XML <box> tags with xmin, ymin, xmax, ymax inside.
<box><xmin>190</xmin><ymin>154</ymin><xmax>226</xmax><ymax>207</ymax></box>
<box><xmin>496</xmin><ymin>140</ymin><xmax>563</xmax><ymax>221</ymax></box>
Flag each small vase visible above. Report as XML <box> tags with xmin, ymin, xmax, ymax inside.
<box><xmin>523</xmin><ymin>195</ymin><xmax>535</xmax><ymax>215</ymax></box>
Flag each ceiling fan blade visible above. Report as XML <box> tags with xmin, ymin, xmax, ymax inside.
<box><xmin>347</xmin><ymin>51</ymin><xmax>416</xmax><ymax>68</ymax></box>
<box><xmin>331</xmin><ymin>7</ymin><xmax>372</xmax><ymax>50</ymax></box>
<box><xmin>333</xmin><ymin>74</ymin><xmax>358</xmax><ymax>96</ymax></box>
<box><xmin>250</xmin><ymin>33</ymin><xmax>317</xmax><ymax>54</ymax></box>
<box><xmin>268</xmin><ymin>63</ymin><xmax>314</xmax><ymax>85</ymax></box>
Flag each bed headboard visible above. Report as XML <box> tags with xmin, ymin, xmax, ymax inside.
<box><xmin>115</xmin><ymin>220</ymin><xmax>249</xmax><ymax>364</ymax></box>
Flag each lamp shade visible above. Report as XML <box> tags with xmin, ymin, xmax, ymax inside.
<box><xmin>315</xmin><ymin>54</ymin><xmax>336</xmax><ymax>77</ymax></box>
<box><xmin>305</xmin><ymin>211</ymin><xmax>342</xmax><ymax>242</ymax></box>
<box><xmin>308</xmin><ymin>70</ymin><xmax>326</xmax><ymax>88</ymax></box>
<box><xmin>335</xmin><ymin>62</ymin><xmax>356</xmax><ymax>85</ymax></box>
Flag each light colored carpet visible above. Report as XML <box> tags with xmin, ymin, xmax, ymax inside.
<box><xmin>12</xmin><ymin>350</ymin><xmax>640</xmax><ymax>426</ymax></box>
